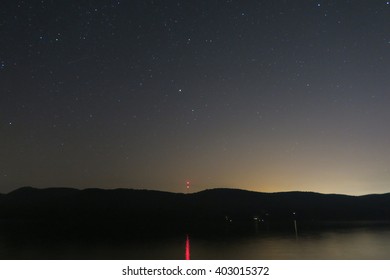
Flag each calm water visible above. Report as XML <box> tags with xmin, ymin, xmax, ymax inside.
<box><xmin>1</xmin><ymin>226</ymin><xmax>390</xmax><ymax>259</ymax></box>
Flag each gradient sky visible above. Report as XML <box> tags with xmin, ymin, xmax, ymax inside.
<box><xmin>1</xmin><ymin>1</ymin><xmax>390</xmax><ymax>195</ymax></box>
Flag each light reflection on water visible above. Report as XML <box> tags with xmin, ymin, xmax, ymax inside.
<box><xmin>191</xmin><ymin>228</ymin><xmax>390</xmax><ymax>260</ymax></box>
<box><xmin>185</xmin><ymin>234</ymin><xmax>190</xmax><ymax>260</ymax></box>
<box><xmin>1</xmin><ymin>227</ymin><xmax>390</xmax><ymax>259</ymax></box>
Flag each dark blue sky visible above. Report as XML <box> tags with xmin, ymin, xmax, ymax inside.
<box><xmin>1</xmin><ymin>1</ymin><xmax>390</xmax><ymax>194</ymax></box>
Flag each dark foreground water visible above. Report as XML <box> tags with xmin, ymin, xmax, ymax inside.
<box><xmin>1</xmin><ymin>226</ymin><xmax>390</xmax><ymax>259</ymax></box>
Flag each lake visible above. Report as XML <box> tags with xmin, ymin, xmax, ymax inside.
<box><xmin>1</xmin><ymin>225</ymin><xmax>390</xmax><ymax>259</ymax></box>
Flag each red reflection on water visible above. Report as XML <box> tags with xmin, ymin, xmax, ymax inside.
<box><xmin>185</xmin><ymin>234</ymin><xmax>190</xmax><ymax>260</ymax></box>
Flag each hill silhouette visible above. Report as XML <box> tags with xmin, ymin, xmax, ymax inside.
<box><xmin>1</xmin><ymin>187</ymin><xmax>390</xmax><ymax>237</ymax></box>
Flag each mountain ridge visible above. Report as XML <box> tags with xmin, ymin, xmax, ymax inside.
<box><xmin>6</xmin><ymin>185</ymin><xmax>390</xmax><ymax>196</ymax></box>
<box><xmin>1</xmin><ymin>186</ymin><xmax>390</xmax><ymax>237</ymax></box>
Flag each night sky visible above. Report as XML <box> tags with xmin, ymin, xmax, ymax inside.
<box><xmin>1</xmin><ymin>1</ymin><xmax>389</xmax><ymax>195</ymax></box>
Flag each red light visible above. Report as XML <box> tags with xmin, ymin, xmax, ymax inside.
<box><xmin>185</xmin><ymin>234</ymin><xmax>190</xmax><ymax>260</ymax></box>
